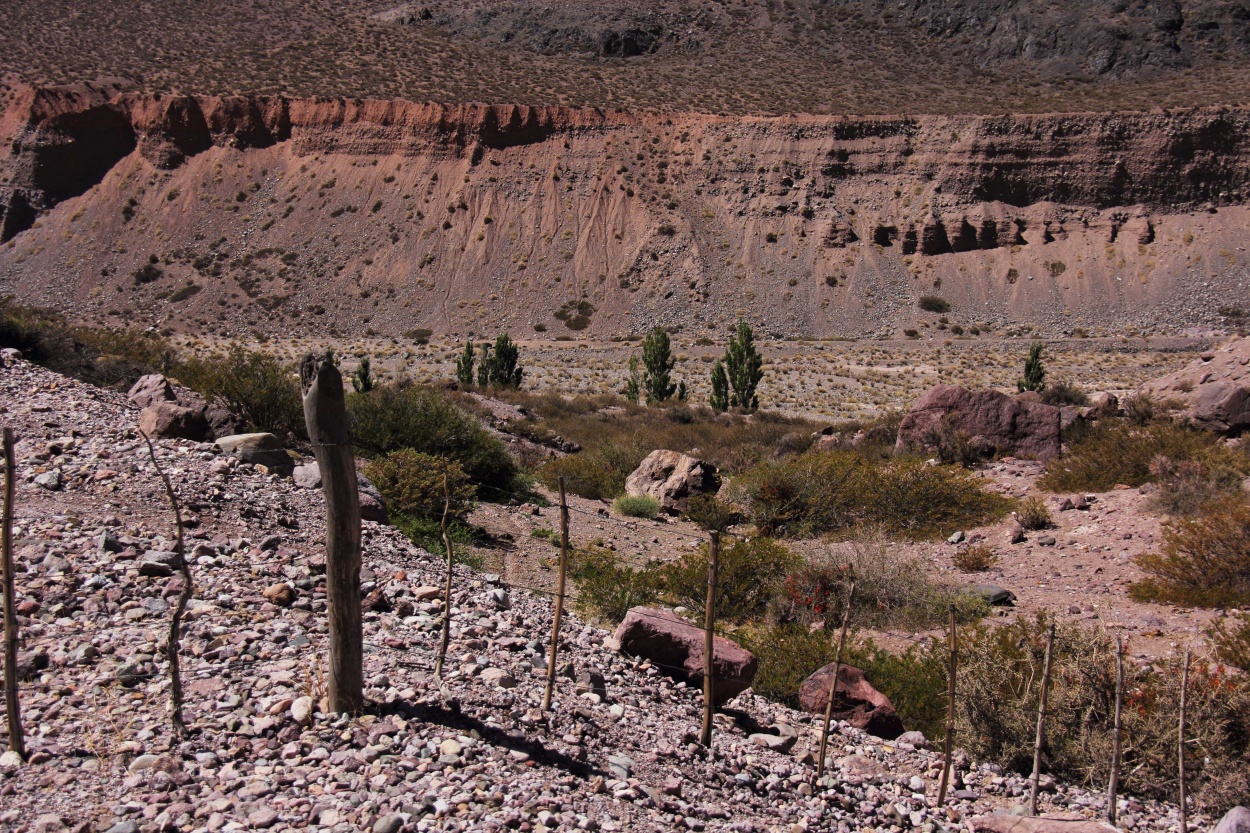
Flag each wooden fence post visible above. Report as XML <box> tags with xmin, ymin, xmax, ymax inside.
<box><xmin>1108</xmin><ymin>636</ymin><xmax>1124</xmax><ymax>825</ymax></box>
<box><xmin>937</xmin><ymin>604</ymin><xmax>958</xmax><ymax>806</ymax></box>
<box><xmin>1178</xmin><ymin>649</ymin><xmax>1191</xmax><ymax>833</ymax></box>
<box><xmin>2</xmin><ymin>428</ymin><xmax>24</xmax><ymax>760</ymax></box>
<box><xmin>700</xmin><ymin>531</ymin><xmax>720</xmax><ymax>747</ymax></box>
<box><xmin>541</xmin><ymin>477</ymin><xmax>570</xmax><ymax>712</ymax></box>
<box><xmin>300</xmin><ymin>353</ymin><xmax>363</xmax><ymax>714</ymax></box>
<box><xmin>1029</xmin><ymin>622</ymin><xmax>1057</xmax><ymax>816</ymax></box>
<box><xmin>435</xmin><ymin>474</ymin><xmax>455</xmax><ymax>679</ymax></box>
<box><xmin>816</xmin><ymin>567</ymin><xmax>856</xmax><ymax>781</ymax></box>
<box><xmin>140</xmin><ymin>432</ymin><xmax>193</xmax><ymax>739</ymax></box>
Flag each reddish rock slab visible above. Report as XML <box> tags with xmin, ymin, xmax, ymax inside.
<box><xmin>896</xmin><ymin>384</ymin><xmax>1062</xmax><ymax>461</ymax></box>
<box><xmin>139</xmin><ymin>401</ymin><xmax>212</xmax><ymax>442</ymax></box>
<box><xmin>971</xmin><ymin>814</ymin><xmax>1121</xmax><ymax>833</ymax></box>
<box><xmin>797</xmin><ymin>663</ymin><xmax>905</xmax><ymax>740</ymax></box>
<box><xmin>614</xmin><ymin>606</ymin><xmax>756</xmax><ymax>706</ymax></box>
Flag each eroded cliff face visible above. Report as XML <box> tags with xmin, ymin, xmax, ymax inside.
<box><xmin>2</xmin><ymin>86</ymin><xmax>1248</xmax><ymax>339</ymax></box>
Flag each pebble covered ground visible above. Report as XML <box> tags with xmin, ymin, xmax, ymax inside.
<box><xmin>0</xmin><ymin>356</ymin><xmax>1202</xmax><ymax>833</ymax></box>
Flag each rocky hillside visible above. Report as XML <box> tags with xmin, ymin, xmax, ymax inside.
<box><xmin>5</xmin><ymin>0</ymin><xmax>1250</xmax><ymax>116</ymax></box>
<box><xmin>2</xmin><ymin>86</ymin><xmax>1250</xmax><ymax>340</ymax></box>
<box><xmin>0</xmin><ymin>347</ymin><xmax>1201</xmax><ymax>833</ymax></box>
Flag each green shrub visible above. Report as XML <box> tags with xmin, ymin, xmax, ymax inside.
<box><xmin>1211</xmin><ymin>613</ymin><xmax>1250</xmax><ymax>672</ymax></box>
<box><xmin>1038</xmin><ymin>420</ymin><xmax>1248</xmax><ymax>493</ymax></box>
<box><xmin>348</xmin><ymin>382</ymin><xmax>520</xmax><ymax>494</ymax></box>
<box><xmin>738</xmin><ymin>624</ymin><xmax>948</xmax><ymax>738</ymax></box>
<box><xmin>176</xmin><ymin>344</ymin><xmax>304</xmax><ymax>441</ymax></box>
<box><xmin>953</xmin><ymin>544</ymin><xmax>998</xmax><ymax>572</ymax></box>
<box><xmin>363</xmin><ymin>450</ymin><xmax>475</xmax><ymax>520</ymax></box>
<box><xmin>1041</xmin><ymin>380</ymin><xmax>1089</xmax><ymax>406</ymax></box>
<box><xmin>538</xmin><ymin>442</ymin><xmax>647</xmax><ymax>500</ymax></box>
<box><xmin>613</xmin><ymin>494</ymin><xmax>661</xmax><ymax>518</ymax></box>
<box><xmin>1016</xmin><ymin>496</ymin><xmax>1052</xmax><ymax>530</ymax></box>
<box><xmin>779</xmin><ymin>529</ymin><xmax>988</xmax><ymax>630</ymax></box>
<box><xmin>1130</xmin><ymin>496</ymin><xmax>1250</xmax><ymax>608</ymax></box>
<box><xmin>918</xmin><ymin>295</ymin><xmax>950</xmax><ymax>313</ymax></box>
<box><xmin>570</xmin><ymin>546</ymin><xmax>663</xmax><ymax>624</ymax></box>
<box><xmin>657</xmin><ymin>536</ymin><xmax>799</xmax><ymax>624</ymax></box>
<box><xmin>1148</xmin><ymin>453</ymin><xmax>1248</xmax><ymax>516</ymax></box>
<box><xmin>733</xmin><ymin>449</ymin><xmax>1012</xmax><ymax>539</ymax></box>
<box><xmin>393</xmin><ymin>514</ymin><xmax>485</xmax><ymax>566</ymax></box>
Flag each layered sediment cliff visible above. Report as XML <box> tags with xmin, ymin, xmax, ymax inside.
<box><xmin>2</xmin><ymin>86</ymin><xmax>1248</xmax><ymax>339</ymax></box>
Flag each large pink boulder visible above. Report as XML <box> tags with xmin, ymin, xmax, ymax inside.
<box><xmin>896</xmin><ymin>384</ymin><xmax>1062</xmax><ymax>461</ymax></box>
<box><xmin>798</xmin><ymin>663</ymin><xmax>905</xmax><ymax>739</ymax></box>
<box><xmin>614</xmin><ymin>607</ymin><xmax>756</xmax><ymax>707</ymax></box>
<box><xmin>139</xmin><ymin>402</ymin><xmax>212</xmax><ymax>442</ymax></box>
<box><xmin>127</xmin><ymin>374</ymin><xmax>243</xmax><ymax>440</ymax></box>
<box><xmin>624</xmin><ymin>450</ymin><xmax>721</xmax><ymax>514</ymax></box>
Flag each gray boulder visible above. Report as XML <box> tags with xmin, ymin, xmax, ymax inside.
<box><xmin>624</xmin><ymin>449</ymin><xmax>721</xmax><ymax>514</ymax></box>
<box><xmin>215</xmin><ymin>433</ymin><xmax>295</xmax><ymax>476</ymax></box>
<box><xmin>292</xmin><ymin>461</ymin><xmax>388</xmax><ymax>523</ymax></box>
<box><xmin>1215</xmin><ymin>808</ymin><xmax>1250</xmax><ymax>833</ymax></box>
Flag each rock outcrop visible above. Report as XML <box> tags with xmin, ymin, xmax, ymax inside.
<box><xmin>1138</xmin><ymin>337</ymin><xmax>1250</xmax><ymax>434</ymax></box>
<box><xmin>896</xmin><ymin>385</ymin><xmax>1062</xmax><ymax>461</ymax></box>
<box><xmin>797</xmin><ymin>663</ymin><xmax>905</xmax><ymax>740</ymax></box>
<box><xmin>127</xmin><ymin>373</ymin><xmax>242</xmax><ymax>440</ymax></box>
<box><xmin>970</xmin><ymin>816</ymin><xmax>1122</xmax><ymax>833</ymax></box>
<box><xmin>614</xmin><ymin>606</ymin><xmax>757</xmax><ymax>707</ymax></box>
<box><xmin>214</xmin><ymin>433</ymin><xmax>295</xmax><ymax>477</ymax></box>
<box><xmin>624</xmin><ymin>450</ymin><xmax>720</xmax><ymax>514</ymax></box>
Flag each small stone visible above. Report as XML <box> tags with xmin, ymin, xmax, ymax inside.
<box><xmin>481</xmin><ymin>667</ymin><xmax>517</xmax><ymax>688</ymax></box>
<box><xmin>439</xmin><ymin>738</ymin><xmax>463</xmax><ymax>757</ymax></box>
<box><xmin>947</xmin><ymin>531</ymin><xmax>965</xmax><ymax>544</ymax></box>
<box><xmin>247</xmin><ymin>806</ymin><xmax>279</xmax><ymax>829</ymax></box>
<box><xmin>0</xmin><ymin>749</ymin><xmax>23</xmax><ymax>768</ymax></box>
<box><xmin>748</xmin><ymin>733</ymin><xmax>795</xmax><ymax>752</ymax></box>
<box><xmin>291</xmin><ymin>696</ymin><xmax>314</xmax><ymax>727</ymax></box>
<box><xmin>34</xmin><ymin>471</ymin><xmax>62</xmax><ymax>491</ymax></box>
<box><xmin>908</xmin><ymin>775</ymin><xmax>925</xmax><ymax>792</ymax></box>
<box><xmin>262</xmin><ymin>583</ymin><xmax>296</xmax><ymax>607</ymax></box>
<box><xmin>372</xmin><ymin>814</ymin><xmax>404</xmax><ymax>833</ymax></box>
<box><xmin>127</xmin><ymin>754</ymin><xmax>160</xmax><ymax>772</ymax></box>
<box><xmin>103</xmin><ymin>823</ymin><xmax>140</xmax><ymax>833</ymax></box>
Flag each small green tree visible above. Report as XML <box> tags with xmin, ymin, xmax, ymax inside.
<box><xmin>351</xmin><ymin>356</ymin><xmax>375</xmax><ymax>393</ymax></box>
<box><xmin>623</xmin><ymin>355</ymin><xmax>642</xmax><ymax>403</ymax></box>
<box><xmin>710</xmin><ymin>359</ymin><xmax>729</xmax><ymax>412</ymax></box>
<box><xmin>1018</xmin><ymin>341</ymin><xmax>1047</xmax><ymax>393</ymax></box>
<box><xmin>455</xmin><ymin>340</ymin><xmax>475</xmax><ymax>387</ymax></box>
<box><xmin>724</xmin><ymin>321</ymin><xmax>763</xmax><ymax>410</ymax></box>
<box><xmin>641</xmin><ymin>326</ymin><xmax>678</xmax><ymax>404</ymax></box>
<box><xmin>476</xmin><ymin>342</ymin><xmax>491</xmax><ymax>387</ymax></box>
<box><xmin>482</xmin><ymin>333</ymin><xmax>523</xmax><ymax>388</ymax></box>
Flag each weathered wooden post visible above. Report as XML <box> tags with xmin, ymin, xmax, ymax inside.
<box><xmin>937</xmin><ymin>604</ymin><xmax>958</xmax><ymax>806</ymax></box>
<box><xmin>300</xmin><ymin>353</ymin><xmax>363</xmax><ymax>714</ymax></box>
<box><xmin>140</xmin><ymin>431</ymin><xmax>193</xmax><ymax>739</ymax></box>
<box><xmin>541</xmin><ymin>477</ymin><xmax>570</xmax><ymax>712</ymax></box>
<box><xmin>1029</xmin><ymin>622</ymin><xmax>1057</xmax><ymax>816</ymax></box>
<box><xmin>1108</xmin><ymin>636</ymin><xmax>1124</xmax><ymax>825</ymax></box>
<box><xmin>2</xmin><ymin>428</ymin><xmax>25</xmax><ymax>760</ymax></box>
<box><xmin>1178</xmin><ymin>649</ymin><xmax>1191</xmax><ymax>833</ymax></box>
<box><xmin>435</xmin><ymin>474</ymin><xmax>455</xmax><ymax>679</ymax></box>
<box><xmin>700</xmin><ymin>530</ymin><xmax>720</xmax><ymax>747</ymax></box>
<box><xmin>816</xmin><ymin>567</ymin><xmax>856</xmax><ymax>782</ymax></box>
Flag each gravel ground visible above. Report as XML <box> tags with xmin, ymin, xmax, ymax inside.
<box><xmin>0</xmin><ymin>356</ymin><xmax>1202</xmax><ymax>833</ymax></box>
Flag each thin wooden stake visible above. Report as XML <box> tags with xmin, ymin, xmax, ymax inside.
<box><xmin>2</xmin><ymin>428</ymin><xmax>25</xmax><ymax>760</ymax></box>
<box><xmin>435</xmin><ymin>473</ymin><xmax>454</xmax><ymax>679</ymax></box>
<box><xmin>1108</xmin><ymin>636</ymin><xmax>1124</xmax><ymax>825</ymax></box>
<box><xmin>300</xmin><ymin>353</ymin><xmax>363</xmax><ymax>714</ymax></box>
<box><xmin>937</xmin><ymin>604</ymin><xmax>958</xmax><ymax>806</ymax></box>
<box><xmin>1178</xmin><ymin>649</ymin><xmax>1191</xmax><ymax>833</ymax></box>
<box><xmin>699</xmin><ymin>531</ymin><xmax>720</xmax><ymax>747</ymax></box>
<box><xmin>140</xmin><ymin>431</ymin><xmax>193</xmax><ymax>740</ymax></box>
<box><xmin>1029</xmin><ymin>622</ymin><xmax>1057</xmax><ymax>816</ymax></box>
<box><xmin>816</xmin><ymin>567</ymin><xmax>856</xmax><ymax>782</ymax></box>
<box><xmin>541</xmin><ymin>477</ymin><xmax>570</xmax><ymax>712</ymax></box>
